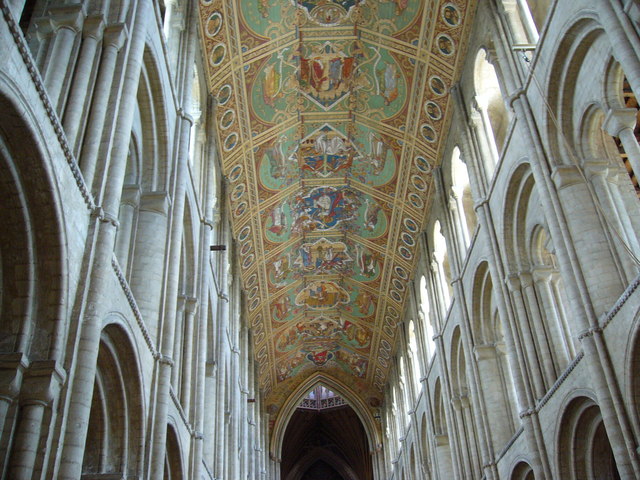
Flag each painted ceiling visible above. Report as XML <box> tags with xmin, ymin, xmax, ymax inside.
<box><xmin>198</xmin><ymin>0</ymin><xmax>476</xmax><ymax>414</ymax></box>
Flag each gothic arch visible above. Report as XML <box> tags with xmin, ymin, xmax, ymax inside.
<box><xmin>284</xmin><ymin>447</ymin><xmax>359</xmax><ymax>480</ymax></box>
<box><xmin>270</xmin><ymin>373</ymin><xmax>381</xmax><ymax>462</ymax></box>
<box><xmin>164</xmin><ymin>423</ymin><xmax>184</xmax><ymax>480</ymax></box>
<box><xmin>510</xmin><ymin>459</ymin><xmax>535</xmax><ymax>480</ymax></box>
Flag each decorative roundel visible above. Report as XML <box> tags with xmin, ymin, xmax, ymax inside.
<box><xmin>240</xmin><ymin>240</ymin><xmax>252</xmax><ymax>256</ymax></box>
<box><xmin>200</xmin><ymin>0</ymin><xmax>214</xmax><ymax>6</ymax></box>
<box><xmin>384</xmin><ymin>314</ymin><xmax>397</xmax><ymax>327</ymax></box>
<box><xmin>424</xmin><ymin>101</ymin><xmax>442</xmax><ymax>121</ymax></box>
<box><xmin>387</xmin><ymin>306</ymin><xmax>399</xmax><ymax>319</ymax></box>
<box><xmin>223</xmin><ymin>132</ymin><xmax>238</xmax><ymax>151</ymax></box>
<box><xmin>380</xmin><ymin>338</ymin><xmax>392</xmax><ymax>353</ymax></box>
<box><xmin>231</xmin><ymin>183</ymin><xmax>245</xmax><ymax>201</ymax></box>
<box><xmin>249</xmin><ymin>296</ymin><xmax>260</xmax><ymax>311</ymax></box>
<box><xmin>415</xmin><ymin>155</ymin><xmax>432</xmax><ymax>174</ymax></box>
<box><xmin>217</xmin><ymin>84</ymin><xmax>232</xmax><ymax>105</ymax></box>
<box><xmin>251</xmin><ymin>312</ymin><xmax>263</xmax><ymax>328</ymax></box>
<box><xmin>390</xmin><ymin>289</ymin><xmax>403</xmax><ymax>303</ymax></box>
<box><xmin>442</xmin><ymin>2</ymin><xmax>461</xmax><ymax>27</ymax></box>
<box><xmin>401</xmin><ymin>232</ymin><xmax>416</xmax><ymax>247</ymax></box>
<box><xmin>420</xmin><ymin>124</ymin><xmax>437</xmax><ymax>143</ymax></box>
<box><xmin>205</xmin><ymin>11</ymin><xmax>223</xmax><ymax>37</ymax></box>
<box><xmin>378</xmin><ymin>356</ymin><xmax>388</xmax><ymax>368</ymax></box>
<box><xmin>235</xmin><ymin>201</ymin><xmax>248</xmax><ymax>217</ymax></box>
<box><xmin>238</xmin><ymin>225</ymin><xmax>251</xmax><ymax>242</ymax></box>
<box><xmin>220</xmin><ymin>109</ymin><xmax>235</xmax><ymax>130</ymax></box>
<box><xmin>399</xmin><ymin>245</ymin><xmax>413</xmax><ymax>260</ymax></box>
<box><xmin>242</xmin><ymin>253</ymin><xmax>255</xmax><ymax>269</ymax></box>
<box><xmin>246</xmin><ymin>272</ymin><xmax>258</xmax><ymax>288</ymax></box>
<box><xmin>392</xmin><ymin>278</ymin><xmax>405</xmax><ymax>292</ymax></box>
<box><xmin>403</xmin><ymin>217</ymin><xmax>419</xmax><ymax>233</ymax></box>
<box><xmin>210</xmin><ymin>43</ymin><xmax>226</xmax><ymax>67</ymax></box>
<box><xmin>412</xmin><ymin>174</ymin><xmax>428</xmax><ymax>192</ymax></box>
<box><xmin>395</xmin><ymin>265</ymin><xmax>409</xmax><ymax>280</ymax></box>
<box><xmin>408</xmin><ymin>192</ymin><xmax>424</xmax><ymax>209</ymax></box>
<box><xmin>429</xmin><ymin>76</ymin><xmax>447</xmax><ymax>96</ymax></box>
<box><xmin>228</xmin><ymin>164</ymin><xmax>243</xmax><ymax>183</ymax></box>
<box><xmin>248</xmin><ymin>285</ymin><xmax>259</xmax><ymax>300</ymax></box>
<box><xmin>436</xmin><ymin>34</ymin><xmax>455</xmax><ymax>57</ymax></box>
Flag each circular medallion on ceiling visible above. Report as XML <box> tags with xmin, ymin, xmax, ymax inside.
<box><xmin>238</xmin><ymin>225</ymin><xmax>251</xmax><ymax>243</ymax></box>
<box><xmin>395</xmin><ymin>265</ymin><xmax>409</xmax><ymax>281</ymax></box>
<box><xmin>205</xmin><ymin>11</ymin><xmax>223</xmax><ymax>37</ymax></box>
<box><xmin>392</xmin><ymin>278</ymin><xmax>405</xmax><ymax>291</ymax></box>
<box><xmin>389</xmin><ymin>289</ymin><xmax>402</xmax><ymax>303</ymax></box>
<box><xmin>424</xmin><ymin>101</ymin><xmax>442</xmax><ymax>121</ymax></box>
<box><xmin>442</xmin><ymin>3</ymin><xmax>461</xmax><ymax>27</ymax></box>
<box><xmin>403</xmin><ymin>217</ymin><xmax>419</xmax><ymax>233</ymax></box>
<box><xmin>429</xmin><ymin>75</ymin><xmax>447</xmax><ymax>96</ymax></box>
<box><xmin>414</xmin><ymin>155</ymin><xmax>432</xmax><ymax>174</ymax></box>
<box><xmin>231</xmin><ymin>183</ymin><xmax>245</xmax><ymax>201</ymax></box>
<box><xmin>220</xmin><ymin>109</ymin><xmax>235</xmax><ymax>130</ymax></box>
<box><xmin>246</xmin><ymin>272</ymin><xmax>258</xmax><ymax>288</ymax></box>
<box><xmin>228</xmin><ymin>164</ymin><xmax>243</xmax><ymax>183</ymax></box>
<box><xmin>223</xmin><ymin>132</ymin><xmax>238</xmax><ymax>151</ymax></box>
<box><xmin>249</xmin><ymin>296</ymin><xmax>260</xmax><ymax>311</ymax></box>
<box><xmin>420</xmin><ymin>124</ymin><xmax>437</xmax><ymax>143</ymax></box>
<box><xmin>240</xmin><ymin>240</ymin><xmax>252</xmax><ymax>256</ymax></box>
<box><xmin>217</xmin><ymin>84</ymin><xmax>232</xmax><ymax>105</ymax></box>
<box><xmin>398</xmin><ymin>245</ymin><xmax>412</xmax><ymax>260</ymax></box>
<box><xmin>411</xmin><ymin>174</ymin><xmax>428</xmax><ymax>192</ymax></box>
<box><xmin>248</xmin><ymin>285</ymin><xmax>259</xmax><ymax>300</ymax></box>
<box><xmin>251</xmin><ymin>312</ymin><xmax>263</xmax><ymax>328</ymax></box>
<box><xmin>235</xmin><ymin>201</ymin><xmax>248</xmax><ymax>217</ymax></box>
<box><xmin>401</xmin><ymin>232</ymin><xmax>415</xmax><ymax>248</ymax></box>
<box><xmin>210</xmin><ymin>43</ymin><xmax>226</xmax><ymax>67</ymax></box>
<box><xmin>408</xmin><ymin>192</ymin><xmax>424</xmax><ymax>209</ymax></box>
<box><xmin>242</xmin><ymin>253</ymin><xmax>255</xmax><ymax>270</ymax></box>
<box><xmin>436</xmin><ymin>34</ymin><xmax>455</xmax><ymax>57</ymax></box>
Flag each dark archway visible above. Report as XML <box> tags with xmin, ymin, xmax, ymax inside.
<box><xmin>281</xmin><ymin>387</ymin><xmax>373</xmax><ymax>480</ymax></box>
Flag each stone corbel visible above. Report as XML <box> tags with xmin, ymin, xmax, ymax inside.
<box><xmin>603</xmin><ymin>107</ymin><xmax>638</xmax><ymax>138</ymax></box>
<box><xmin>0</xmin><ymin>352</ymin><xmax>29</xmax><ymax>404</ymax></box>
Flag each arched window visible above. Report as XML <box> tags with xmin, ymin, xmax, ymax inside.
<box><xmin>450</xmin><ymin>146</ymin><xmax>477</xmax><ymax>248</ymax></box>
<box><xmin>473</xmin><ymin>49</ymin><xmax>510</xmax><ymax>171</ymax></box>
<box><xmin>419</xmin><ymin>276</ymin><xmax>436</xmax><ymax>360</ymax></box>
<box><xmin>432</xmin><ymin>221</ymin><xmax>453</xmax><ymax>313</ymax></box>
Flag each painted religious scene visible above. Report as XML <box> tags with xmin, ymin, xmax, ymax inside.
<box><xmin>198</xmin><ymin>0</ymin><xmax>474</xmax><ymax>411</ymax></box>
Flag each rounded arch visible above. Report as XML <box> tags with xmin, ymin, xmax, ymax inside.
<box><xmin>270</xmin><ymin>373</ymin><xmax>381</xmax><ymax>461</ymax></box>
<box><xmin>556</xmin><ymin>393</ymin><xmax>620</xmax><ymax>480</ymax></box>
<box><xmin>0</xmin><ymin>74</ymin><xmax>68</xmax><ymax>362</ymax></box>
<box><xmin>510</xmin><ymin>459</ymin><xmax>535</xmax><ymax>480</ymax></box>
<box><xmin>164</xmin><ymin>422</ymin><xmax>184</xmax><ymax>480</ymax></box>
<box><xmin>502</xmin><ymin>161</ymin><xmax>536</xmax><ymax>271</ymax></box>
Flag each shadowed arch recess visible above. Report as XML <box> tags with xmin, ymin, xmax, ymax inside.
<box><xmin>197</xmin><ymin>0</ymin><xmax>477</xmax><ymax>419</ymax></box>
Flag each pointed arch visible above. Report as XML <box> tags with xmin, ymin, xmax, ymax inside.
<box><xmin>270</xmin><ymin>373</ymin><xmax>381</xmax><ymax>461</ymax></box>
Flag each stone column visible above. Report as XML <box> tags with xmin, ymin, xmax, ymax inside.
<box><xmin>180</xmin><ymin>296</ymin><xmax>198</xmax><ymax>416</ymax></box>
<box><xmin>505</xmin><ymin>275</ymin><xmax>546</xmax><ymax>399</ymax></box>
<box><xmin>171</xmin><ymin>296</ymin><xmax>186</xmax><ymax>390</ymax></box>
<box><xmin>62</xmin><ymin>14</ymin><xmax>105</xmax><ymax>154</ymax></box>
<box><xmin>8</xmin><ymin>361</ymin><xmax>65</xmax><ymax>480</ymax></box>
<box><xmin>129</xmin><ymin>192</ymin><xmax>170</xmax><ymax>343</ymax></box>
<box><xmin>113</xmin><ymin>184</ymin><xmax>140</xmax><ymax>274</ymax></box>
<box><xmin>79</xmin><ymin>23</ymin><xmax>128</xmax><ymax>190</ymax></box>
<box><xmin>0</xmin><ymin>353</ymin><xmax>27</xmax><ymax>437</ymax></box>
<box><xmin>41</xmin><ymin>5</ymin><xmax>84</xmax><ymax>114</ymax></box>
<box><xmin>55</xmin><ymin>2</ymin><xmax>150</xmax><ymax>478</ymax></box>
<box><xmin>604</xmin><ymin>107</ymin><xmax>640</xmax><ymax>181</ymax></box>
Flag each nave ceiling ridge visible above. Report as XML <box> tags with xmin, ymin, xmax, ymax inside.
<box><xmin>198</xmin><ymin>0</ymin><xmax>476</xmax><ymax>416</ymax></box>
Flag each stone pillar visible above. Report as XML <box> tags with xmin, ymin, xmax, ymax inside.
<box><xmin>62</xmin><ymin>14</ymin><xmax>105</xmax><ymax>154</ymax></box>
<box><xmin>41</xmin><ymin>5</ymin><xmax>84</xmax><ymax>114</ymax></box>
<box><xmin>180</xmin><ymin>296</ymin><xmax>198</xmax><ymax>416</ymax></box>
<box><xmin>8</xmin><ymin>361</ymin><xmax>65</xmax><ymax>480</ymax></box>
<box><xmin>56</xmin><ymin>2</ymin><xmax>150</xmax><ymax>478</ymax></box>
<box><xmin>604</xmin><ymin>108</ymin><xmax>640</xmax><ymax>180</ymax></box>
<box><xmin>129</xmin><ymin>192</ymin><xmax>171</xmax><ymax>343</ymax></box>
<box><xmin>79</xmin><ymin>23</ymin><xmax>128</xmax><ymax>190</ymax></box>
<box><xmin>171</xmin><ymin>296</ymin><xmax>186</xmax><ymax>390</ymax></box>
<box><xmin>0</xmin><ymin>353</ymin><xmax>27</xmax><ymax>437</ymax></box>
<box><xmin>505</xmin><ymin>275</ymin><xmax>546</xmax><ymax>399</ymax></box>
<box><xmin>113</xmin><ymin>184</ymin><xmax>140</xmax><ymax>274</ymax></box>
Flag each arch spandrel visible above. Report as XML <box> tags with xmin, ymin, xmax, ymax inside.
<box><xmin>198</xmin><ymin>0</ymin><xmax>477</xmax><ymax>413</ymax></box>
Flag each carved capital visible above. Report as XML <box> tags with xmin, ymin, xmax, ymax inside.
<box><xmin>505</xmin><ymin>274</ymin><xmax>521</xmax><ymax>292</ymax></box>
<box><xmin>603</xmin><ymin>108</ymin><xmax>638</xmax><ymax>137</ymax></box>
<box><xmin>20</xmin><ymin>360</ymin><xmax>66</xmax><ymax>406</ymax></box>
<box><xmin>551</xmin><ymin>165</ymin><xmax>583</xmax><ymax>189</ymax></box>
<box><xmin>103</xmin><ymin>23</ymin><xmax>128</xmax><ymax>50</ymax></box>
<box><xmin>82</xmin><ymin>14</ymin><xmax>105</xmax><ymax>40</ymax></box>
<box><xmin>139</xmin><ymin>191</ymin><xmax>171</xmax><ymax>215</ymax></box>
<box><xmin>47</xmin><ymin>4</ymin><xmax>85</xmax><ymax>33</ymax></box>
